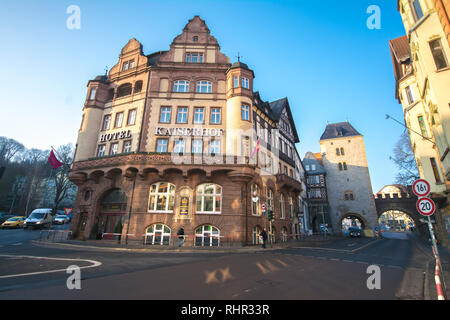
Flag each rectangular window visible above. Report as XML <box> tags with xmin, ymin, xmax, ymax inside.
<box><xmin>241</xmin><ymin>104</ymin><xmax>250</xmax><ymax>121</ymax></box>
<box><xmin>174</xmin><ymin>140</ymin><xmax>185</xmax><ymax>154</ymax></box>
<box><xmin>97</xmin><ymin>144</ymin><xmax>106</xmax><ymax>157</ymax></box>
<box><xmin>174</xmin><ymin>80</ymin><xmax>189</xmax><ymax>92</ymax></box>
<box><xmin>129</xmin><ymin>60</ymin><xmax>135</xmax><ymax>68</ymax></box>
<box><xmin>176</xmin><ymin>107</ymin><xmax>188</xmax><ymax>124</ymax></box>
<box><xmin>79</xmin><ymin>114</ymin><xmax>85</xmax><ymax>131</ymax></box>
<box><xmin>123</xmin><ymin>140</ymin><xmax>132</xmax><ymax>153</ymax></box>
<box><xmin>241</xmin><ymin>77</ymin><xmax>249</xmax><ymax>89</ymax></box>
<box><xmin>233</xmin><ymin>76</ymin><xmax>239</xmax><ymax>88</ymax></box>
<box><xmin>159</xmin><ymin>107</ymin><xmax>171</xmax><ymax>123</ymax></box>
<box><xmin>193</xmin><ymin>107</ymin><xmax>204</xmax><ymax>124</ymax></box>
<box><xmin>127</xmin><ymin>109</ymin><xmax>136</xmax><ymax>125</ymax></box>
<box><xmin>430</xmin><ymin>158</ymin><xmax>442</xmax><ymax>183</ymax></box>
<box><xmin>192</xmin><ymin>139</ymin><xmax>203</xmax><ymax>154</ymax></box>
<box><xmin>429</xmin><ymin>39</ymin><xmax>448</xmax><ymax>71</ymax></box>
<box><xmin>405</xmin><ymin>86</ymin><xmax>414</xmax><ymax>104</ymax></box>
<box><xmin>102</xmin><ymin>115</ymin><xmax>111</xmax><ymax>131</ymax></box>
<box><xmin>89</xmin><ymin>88</ymin><xmax>96</xmax><ymax>100</ymax></box>
<box><xmin>418</xmin><ymin>115</ymin><xmax>428</xmax><ymax>138</ymax></box>
<box><xmin>114</xmin><ymin>112</ymin><xmax>124</xmax><ymax>128</ymax></box>
<box><xmin>122</xmin><ymin>62</ymin><xmax>128</xmax><ymax>71</ymax></box>
<box><xmin>110</xmin><ymin>142</ymin><xmax>119</xmax><ymax>155</ymax></box>
<box><xmin>156</xmin><ymin>139</ymin><xmax>168</xmax><ymax>153</ymax></box>
<box><xmin>412</xmin><ymin>0</ymin><xmax>424</xmax><ymax>21</ymax></box>
<box><xmin>210</xmin><ymin>140</ymin><xmax>220</xmax><ymax>155</ymax></box>
<box><xmin>210</xmin><ymin>108</ymin><xmax>221</xmax><ymax>124</ymax></box>
<box><xmin>186</xmin><ymin>53</ymin><xmax>203</xmax><ymax>63</ymax></box>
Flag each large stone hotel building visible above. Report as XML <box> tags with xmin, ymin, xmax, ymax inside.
<box><xmin>69</xmin><ymin>16</ymin><xmax>305</xmax><ymax>246</ymax></box>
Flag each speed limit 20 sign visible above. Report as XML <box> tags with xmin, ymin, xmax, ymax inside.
<box><xmin>413</xmin><ymin>179</ymin><xmax>431</xmax><ymax>197</ymax></box>
<box><xmin>416</xmin><ymin>197</ymin><xmax>436</xmax><ymax>216</ymax></box>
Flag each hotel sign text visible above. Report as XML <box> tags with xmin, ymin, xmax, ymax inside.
<box><xmin>99</xmin><ymin>130</ymin><xmax>132</xmax><ymax>142</ymax></box>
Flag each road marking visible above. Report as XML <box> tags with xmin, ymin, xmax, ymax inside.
<box><xmin>0</xmin><ymin>254</ymin><xmax>102</xmax><ymax>279</ymax></box>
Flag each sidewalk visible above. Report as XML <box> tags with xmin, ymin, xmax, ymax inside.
<box><xmin>33</xmin><ymin>235</ymin><xmax>340</xmax><ymax>254</ymax></box>
<box><xmin>409</xmin><ymin>233</ymin><xmax>450</xmax><ymax>300</ymax></box>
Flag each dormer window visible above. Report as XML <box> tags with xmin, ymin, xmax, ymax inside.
<box><xmin>186</xmin><ymin>52</ymin><xmax>203</xmax><ymax>63</ymax></box>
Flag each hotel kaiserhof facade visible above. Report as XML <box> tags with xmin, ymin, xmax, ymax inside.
<box><xmin>69</xmin><ymin>16</ymin><xmax>305</xmax><ymax>246</ymax></box>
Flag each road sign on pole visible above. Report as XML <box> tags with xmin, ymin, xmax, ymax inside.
<box><xmin>416</xmin><ymin>197</ymin><xmax>436</xmax><ymax>216</ymax></box>
<box><xmin>412</xmin><ymin>179</ymin><xmax>431</xmax><ymax>197</ymax></box>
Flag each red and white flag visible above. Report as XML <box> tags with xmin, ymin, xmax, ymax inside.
<box><xmin>250</xmin><ymin>139</ymin><xmax>260</xmax><ymax>158</ymax></box>
<box><xmin>48</xmin><ymin>150</ymin><xmax>64</xmax><ymax>169</ymax></box>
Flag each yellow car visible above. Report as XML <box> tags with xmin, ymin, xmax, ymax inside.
<box><xmin>1</xmin><ymin>216</ymin><xmax>26</xmax><ymax>229</ymax></box>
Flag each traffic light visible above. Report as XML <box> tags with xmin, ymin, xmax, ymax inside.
<box><xmin>267</xmin><ymin>209</ymin><xmax>274</xmax><ymax>222</ymax></box>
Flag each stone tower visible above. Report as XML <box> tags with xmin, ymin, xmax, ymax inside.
<box><xmin>319</xmin><ymin>122</ymin><xmax>378</xmax><ymax>235</ymax></box>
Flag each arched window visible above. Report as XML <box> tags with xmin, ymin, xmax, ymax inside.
<box><xmin>173</xmin><ymin>80</ymin><xmax>190</xmax><ymax>92</ymax></box>
<box><xmin>145</xmin><ymin>224</ymin><xmax>171</xmax><ymax>245</ymax></box>
<box><xmin>117</xmin><ymin>83</ymin><xmax>132</xmax><ymax>98</ymax></box>
<box><xmin>343</xmin><ymin>162</ymin><xmax>348</xmax><ymax>170</ymax></box>
<box><xmin>340</xmin><ymin>147</ymin><xmax>345</xmax><ymax>155</ymax></box>
<box><xmin>252</xmin><ymin>184</ymin><xmax>261</xmax><ymax>216</ymax></box>
<box><xmin>279</xmin><ymin>194</ymin><xmax>285</xmax><ymax>219</ymax></box>
<box><xmin>148</xmin><ymin>182</ymin><xmax>175</xmax><ymax>212</ymax></box>
<box><xmin>336</xmin><ymin>148</ymin><xmax>340</xmax><ymax>156</ymax></box>
<box><xmin>134</xmin><ymin>80</ymin><xmax>143</xmax><ymax>94</ymax></box>
<box><xmin>195</xmin><ymin>225</ymin><xmax>220</xmax><ymax>247</ymax></box>
<box><xmin>338</xmin><ymin>163</ymin><xmax>343</xmax><ymax>171</ymax></box>
<box><xmin>344</xmin><ymin>191</ymin><xmax>355</xmax><ymax>201</ymax></box>
<box><xmin>252</xmin><ymin>226</ymin><xmax>262</xmax><ymax>245</ymax></box>
<box><xmin>196</xmin><ymin>80</ymin><xmax>212</xmax><ymax>93</ymax></box>
<box><xmin>196</xmin><ymin>183</ymin><xmax>222</xmax><ymax>214</ymax></box>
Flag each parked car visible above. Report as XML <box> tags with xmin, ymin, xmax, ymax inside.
<box><xmin>348</xmin><ymin>227</ymin><xmax>362</xmax><ymax>237</ymax></box>
<box><xmin>0</xmin><ymin>213</ymin><xmax>16</xmax><ymax>225</ymax></box>
<box><xmin>53</xmin><ymin>214</ymin><xmax>69</xmax><ymax>225</ymax></box>
<box><xmin>1</xmin><ymin>216</ymin><xmax>26</xmax><ymax>229</ymax></box>
<box><xmin>24</xmin><ymin>208</ymin><xmax>53</xmax><ymax>229</ymax></box>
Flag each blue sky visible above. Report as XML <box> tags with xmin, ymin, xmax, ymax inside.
<box><xmin>0</xmin><ymin>0</ymin><xmax>407</xmax><ymax>192</ymax></box>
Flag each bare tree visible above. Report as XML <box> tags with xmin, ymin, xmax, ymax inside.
<box><xmin>390</xmin><ymin>131</ymin><xmax>420</xmax><ymax>185</ymax></box>
<box><xmin>51</xmin><ymin>144</ymin><xmax>76</xmax><ymax>214</ymax></box>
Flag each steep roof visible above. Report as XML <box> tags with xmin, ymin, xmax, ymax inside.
<box><xmin>388</xmin><ymin>35</ymin><xmax>412</xmax><ymax>101</ymax></box>
<box><xmin>303</xmin><ymin>152</ymin><xmax>326</xmax><ymax>174</ymax></box>
<box><xmin>320</xmin><ymin>122</ymin><xmax>362</xmax><ymax>141</ymax></box>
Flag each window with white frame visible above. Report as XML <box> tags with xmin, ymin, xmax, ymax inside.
<box><xmin>145</xmin><ymin>224</ymin><xmax>171</xmax><ymax>245</ymax></box>
<box><xmin>97</xmin><ymin>144</ymin><xmax>106</xmax><ymax>157</ymax></box>
<box><xmin>174</xmin><ymin>80</ymin><xmax>190</xmax><ymax>92</ymax></box>
<box><xmin>110</xmin><ymin>142</ymin><xmax>119</xmax><ymax>155</ymax></box>
<box><xmin>148</xmin><ymin>182</ymin><xmax>175</xmax><ymax>212</ymax></box>
<box><xmin>127</xmin><ymin>109</ymin><xmax>136</xmax><ymax>126</ymax></box>
<box><xmin>156</xmin><ymin>139</ymin><xmax>168</xmax><ymax>153</ymax></box>
<box><xmin>193</xmin><ymin>107</ymin><xmax>204</xmax><ymax>124</ymax></box>
<box><xmin>267</xmin><ymin>188</ymin><xmax>274</xmax><ymax>210</ymax></box>
<box><xmin>233</xmin><ymin>76</ymin><xmax>239</xmax><ymax>88</ymax></box>
<box><xmin>102</xmin><ymin>115</ymin><xmax>111</xmax><ymax>131</ymax></box>
<box><xmin>89</xmin><ymin>88</ymin><xmax>96</xmax><ymax>100</ymax></box>
<box><xmin>174</xmin><ymin>140</ymin><xmax>185</xmax><ymax>154</ymax></box>
<box><xmin>123</xmin><ymin>140</ymin><xmax>132</xmax><ymax>153</ymax></box>
<box><xmin>114</xmin><ymin>112</ymin><xmax>124</xmax><ymax>128</ymax></box>
<box><xmin>196</xmin><ymin>183</ymin><xmax>222</xmax><ymax>214</ymax></box>
<box><xmin>210</xmin><ymin>108</ymin><xmax>221</xmax><ymax>124</ymax></box>
<box><xmin>241</xmin><ymin>77</ymin><xmax>249</xmax><ymax>89</ymax></box>
<box><xmin>192</xmin><ymin>139</ymin><xmax>203</xmax><ymax>154</ymax></box>
<box><xmin>196</xmin><ymin>81</ymin><xmax>212</xmax><ymax>93</ymax></box>
<box><xmin>195</xmin><ymin>225</ymin><xmax>220</xmax><ymax>247</ymax></box>
<box><xmin>186</xmin><ymin>52</ymin><xmax>204</xmax><ymax>63</ymax></box>
<box><xmin>241</xmin><ymin>104</ymin><xmax>250</xmax><ymax>121</ymax></box>
<box><xmin>177</xmin><ymin>107</ymin><xmax>188</xmax><ymax>123</ymax></box>
<box><xmin>160</xmin><ymin>107</ymin><xmax>171</xmax><ymax>123</ymax></box>
<box><xmin>209</xmin><ymin>139</ymin><xmax>220</xmax><ymax>155</ymax></box>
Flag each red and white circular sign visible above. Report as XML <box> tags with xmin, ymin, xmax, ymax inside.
<box><xmin>413</xmin><ymin>179</ymin><xmax>431</xmax><ymax>197</ymax></box>
<box><xmin>416</xmin><ymin>197</ymin><xmax>436</xmax><ymax>216</ymax></box>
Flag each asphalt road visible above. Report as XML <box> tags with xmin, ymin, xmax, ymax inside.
<box><xmin>0</xmin><ymin>228</ymin><xmax>435</xmax><ymax>300</ymax></box>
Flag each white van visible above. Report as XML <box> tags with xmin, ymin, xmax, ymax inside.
<box><xmin>24</xmin><ymin>208</ymin><xmax>53</xmax><ymax>229</ymax></box>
